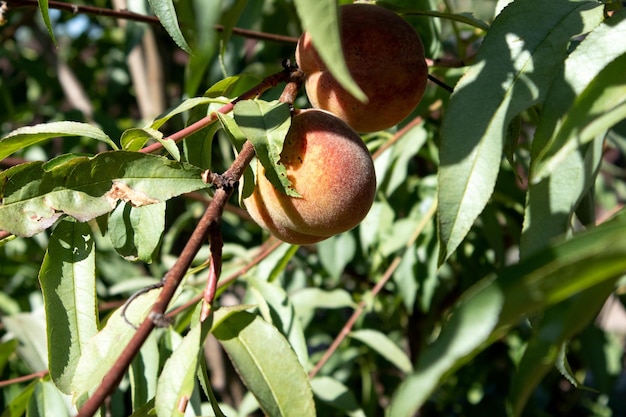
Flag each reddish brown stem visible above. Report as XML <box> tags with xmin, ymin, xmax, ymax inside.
<box><xmin>4</xmin><ymin>0</ymin><xmax>298</xmax><ymax>43</ymax></box>
<box><xmin>140</xmin><ymin>69</ymin><xmax>295</xmax><ymax>154</ymax></box>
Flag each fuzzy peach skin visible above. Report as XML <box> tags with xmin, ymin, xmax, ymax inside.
<box><xmin>296</xmin><ymin>3</ymin><xmax>428</xmax><ymax>133</ymax></box>
<box><xmin>243</xmin><ymin>109</ymin><xmax>376</xmax><ymax>244</ymax></box>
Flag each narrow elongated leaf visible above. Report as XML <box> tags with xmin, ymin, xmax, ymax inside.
<box><xmin>1</xmin><ymin>310</ymin><xmax>48</xmax><ymax>372</ymax></box>
<box><xmin>27</xmin><ymin>379</ymin><xmax>70</xmax><ymax>417</ymax></box>
<box><xmin>0</xmin><ymin>151</ymin><xmax>206</xmax><ymax>237</ymax></box>
<box><xmin>147</xmin><ymin>0</ymin><xmax>191</xmax><ymax>53</ymax></box>
<box><xmin>310</xmin><ymin>376</ymin><xmax>365</xmax><ymax>417</ymax></box>
<box><xmin>37</xmin><ymin>0</ymin><xmax>56</xmax><ymax>45</ymax></box>
<box><xmin>0</xmin><ymin>121</ymin><xmax>117</xmax><ymax>160</ymax></box>
<box><xmin>247</xmin><ymin>274</ymin><xmax>309</xmax><ymax>368</ymax></box>
<box><xmin>39</xmin><ymin>220</ymin><xmax>97</xmax><ymax>394</ymax></box>
<box><xmin>349</xmin><ymin>329</ymin><xmax>413</xmax><ymax>374</ymax></box>
<box><xmin>437</xmin><ymin>0</ymin><xmax>603</xmax><ymax>262</ymax></box>
<box><xmin>129</xmin><ymin>331</ymin><xmax>159</xmax><ymax>411</ymax></box>
<box><xmin>509</xmin><ymin>280</ymin><xmax>615</xmax><ymax>416</ymax></box>
<box><xmin>233</xmin><ymin>100</ymin><xmax>296</xmax><ymax>196</ymax></box>
<box><xmin>532</xmin><ymin>52</ymin><xmax>626</xmax><ymax>181</ymax></box>
<box><xmin>150</xmin><ymin>97</ymin><xmax>228</xmax><ymax>130</ymax></box>
<box><xmin>213</xmin><ymin>311</ymin><xmax>316</xmax><ymax>417</ymax></box>
<box><xmin>72</xmin><ymin>289</ymin><xmax>161</xmax><ymax>404</ymax></box>
<box><xmin>522</xmin><ymin>9</ymin><xmax>626</xmax><ymax>256</ymax></box>
<box><xmin>155</xmin><ymin>317</ymin><xmax>211</xmax><ymax>417</ymax></box>
<box><xmin>389</xmin><ymin>210</ymin><xmax>626</xmax><ymax>417</ymax></box>
<box><xmin>293</xmin><ymin>0</ymin><xmax>366</xmax><ymax>102</ymax></box>
<box><xmin>108</xmin><ymin>201</ymin><xmax>166</xmax><ymax>263</ymax></box>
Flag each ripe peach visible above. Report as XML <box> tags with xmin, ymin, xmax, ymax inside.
<box><xmin>243</xmin><ymin>109</ymin><xmax>376</xmax><ymax>244</ymax></box>
<box><xmin>296</xmin><ymin>3</ymin><xmax>428</xmax><ymax>133</ymax></box>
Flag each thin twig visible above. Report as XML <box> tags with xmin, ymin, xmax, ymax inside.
<box><xmin>308</xmin><ymin>200</ymin><xmax>438</xmax><ymax>378</ymax></box>
<box><xmin>4</xmin><ymin>0</ymin><xmax>298</xmax><ymax>43</ymax></box>
<box><xmin>140</xmin><ymin>67</ymin><xmax>296</xmax><ymax>154</ymax></box>
<box><xmin>0</xmin><ymin>370</ymin><xmax>49</xmax><ymax>388</ymax></box>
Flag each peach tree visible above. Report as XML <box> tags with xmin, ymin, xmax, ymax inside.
<box><xmin>1</xmin><ymin>0</ymin><xmax>626</xmax><ymax>416</ymax></box>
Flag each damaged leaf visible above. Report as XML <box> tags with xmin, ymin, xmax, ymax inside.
<box><xmin>0</xmin><ymin>151</ymin><xmax>206</xmax><ymax>237</ymax></box>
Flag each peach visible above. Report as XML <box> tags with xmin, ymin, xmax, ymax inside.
<box><xmin>296</xmin><ymin>3</ymin><xmax>428</xmax><ymax>133</ymax></box>
<box><xmin>243</xmin><ymin>109</ymin><xmax>376</xmax><ymax>244</ymax></box>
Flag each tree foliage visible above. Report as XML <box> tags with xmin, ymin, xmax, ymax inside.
<box><xmin>1</xmin><ymin>0</ymin><xmax>626</xmax><ymax>416</ymax></box>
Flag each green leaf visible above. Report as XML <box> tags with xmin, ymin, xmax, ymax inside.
<box><xmin>291</xmin><ymin>288</ymin><xmax>356</xmax><ymax>329</ymax></box>
<box><xmin>129</xmin><ymin>331</ymin><xmax>159</xmax><ymax>412</ymax></box>
<box><xmin>531</xmin><ymin>52</ymin><xmax>626</xmax><ymax>182</ymax></box>
<box><xmin>0</xmin><ymin>121</ymin><xmax>118</xmax><ymax>160</ymax></box>
<box><xmin>522</xmin><ymin>9</ymin><xmax>626</xmax><ymax>256</ymax></box>
<box><xmin>508</xmin><ymin>280</ymin><xmax>615</xmax><ymax>416</ymax></box>
<box><xmin>0</xmin><ymin>151</ymin><xmax>206</xmax><ymax>237</ymax></box>
<box><xmin>389</xmin><ymin>211</ymin><xmax>626</xmax><ymax>417</ymax></box>
<box><xmin>37</xmin><ymin>0</ymin><xmax>57</xmax><ymax>46</ymax></box>
<box><xmin>150</xmin><ymin>97</ymin><xmax>228</xmax><ymax>130</ymax></box>
<box><xmin>349</xmin><ymin>329</ymin><xmax>413</xmax><ymax>374</ymax></box>
<box><xmin>155</xmin><ymin>316</ymin><xmax>211</xmax><ymax>417</ymax></box>
<box><xmin>213</xmin><ymin>311</ymin><xmax>316</xmax><ymax>417</ymax></box>
<box><xmin>121</xmin><ymin>127</ymin><xmax>164</xmax><ymax>152</ymax></box>
<box><xmin>437</xmin><ymin>0</ymin><xmax>603</xmax><ymax>263</ymax></box>
<box><xmin>1</xmin><ymin>310</ymin><xmax>48</xmax><ymax>373</ymax></box>
<box><xmin>39</xmin><ymin>220</ymin><xmax>98</xmax><ymax>394</ymax></box>
<box><xmin>217</xmin><ymin>113</ymin><xmax>255</xmax><ymax>202</ymax></box>
<box><xmin>72</xmin><ymin>288</ymin><xmax>161</xmax><ymax>403</ymax></box>
<box><xmin>378</xmin><ymin>2</ymin><xmax>489</xmax><ymax>31</ymax></box>
<box><xmin>247</xmin><ymin>274</ymin><xmax>309</xmax><ymax>368</ymax></box>
<box><xmin>147</xmin><ymin>0</ymin><xmax>191</xmax><ymax>54</ymax></box>
<box><xmin>293</xmin><ymin>0</ymin><xmax>367</xmax><ymax>103</ymax></box>
<box><xmin>27</xmin><ymin>379</ymin><xmax>70</xmax><ymax>417</ymax></box>
<box><xmin>233</xmin><ymin>100</ymin><xmax>296</xmax><ymax>197</ymax></box>
<box><xmin>0</xmin><ymin>380</ymin><xmax>37</xmax><ymax>417</ymax></box>
<box><xmin>317</xmin><ymin>233</ymin><xmax>357</xmax><ymax>280</ymax></box>
<box><xmin>182</xmin><ymin>0</ymin><xmax>222</xmax><ymax>97</ymax></box>
<box><xmin>310</xmin><ymin>376</ymin><xmax>365</xmax><ymax>417</ymax></box>
<box><xmin>108</xmin><ymin>201</ymin><xmax>166</xmax><ymax>263</ymax></box>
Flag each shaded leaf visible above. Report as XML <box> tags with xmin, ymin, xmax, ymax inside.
<box><xmin>213</xmin><ymin>311</ymin><xmax>315</xmax><ymax>417</ymax></box>
<box><xmin>522</xmin><ymin>9</ymin><xmax>626</xmax><ymax>256</ymax></box>
<box><xmin>389</xmin><ymin>210</ymin><xmax>626</xmax><ymax>417</ymax></box>
<box><xmin>155</xmin><ymin>315</ymin><xmax>211</xmax><ymax>417</ymax></box>
<box><xmin>0</xmin><ymin>121</ymin><xmax>118</xmax><ymax>160</ymax></box>
<box><xmin>150</xmin><ymin>97</ymin><xmax>228</xmax><ymax>130</ymax></box>
<box><xmin>508</xmin><ymin>280</ymin><xmax>614</xmax><ymax>416</ymax></box>
<box><xmin>0</xmin><ymin>151</ymin><xmax>206</xmax><ymax>237</ymax></box>
<box><xmin>311</xmin><ymin>376</ymin><xmax>365</xmax><ymax>417</ymax></box>
<box><xmin>37</xmin><ymin>0</ymin><xmax>56</xmax><ymax>45</ymax></box>
<box><xmin>39</xmin><ymin>220</ymin><xmax>97</xmax><ymax>394</ymax></box>
<box><xmin>108</xmin><ymin>201</ymin><xmax>166</xmax><ymax>263</ymax></box>
<box><xmin>349</xmin><ymin>329</ymin><xmax>413</xmax><ymax>373</ymax></box>
<box><xmin>293</xmin><ymin>0</ymin><xmax>366</xmax><ymax>102</ymax></box>
<box><xmin>437</xmin><ymin>0</ymin><xmax>603</xmax><ymax>262</ymax></box>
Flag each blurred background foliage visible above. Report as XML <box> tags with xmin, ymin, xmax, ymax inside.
<box><xmin>1</xmin><ymin>0</ymin><xmax>626</xmax><ymax>416</ymax></box>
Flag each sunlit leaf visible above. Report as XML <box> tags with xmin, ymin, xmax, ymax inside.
<box><xmin>293</xmin><ymin>0</ymin><xmax>366</xmax><ymax>102</ymax></box>
<box><xmin>213</xmin><ymin>311</ymin><xmax>316</xmax><ymax>417</ymax></box>
<box><xmin>147</xmin><ymin>0</ymin><xmax>191</xmax><ymax>53</ymax></box>
<box><xmin>0</xmin><ymin>152</ymin><xmax>206</xmax><ymax>237</ymax></box>
<box><xmin>155</xmin><ymin>315</ymin><xmax>211</xmax><ymax>417</ymax></box>
<box><xmin>39</xmin><ymin>220</ymin><xmax>97</xmax><ymax>394</ymax></box>
<box><xmin>233</xmin><ymin>100</ymin><xmax>295</xmax><ymax>196</ymax></box>
<box><xmin>0</xmin><ymin>121</ymin><xmax>117</xmax><ymax>160</ymax></box>
<box><xmin>108</xmin><ymin>202</ymin><xmax>166</xmax><ymax>263</ymax></box>
<box><xmin>437</xmin><ymin>0</ymin><xmax>603</xmax><ymax>263</ymax></box>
